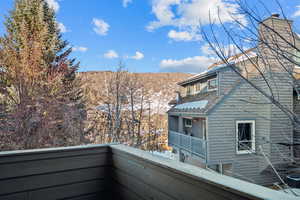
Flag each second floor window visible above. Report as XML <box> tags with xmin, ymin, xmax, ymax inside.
<box><xmin>236</xmin><ymin>120</ymin><xmax>255</xmax><ymax>154</ymax></box>
<box><xmin>208</xmin><ymin>78</ymin><xmax>218</xmax><ymax>91</ymax></box>
<box><xmin>195</xmin><ymin>83</ymin><xmax>201</xmax><ymax>93</ymax></box>
<box><xmin>186</xmin><ymin>85</ymin><xmax>194</xmax><ymax>95</ymax></box>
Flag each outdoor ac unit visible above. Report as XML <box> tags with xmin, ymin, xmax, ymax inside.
<box><xmin>287</xmin><ymin>174</ymin><xmax>300</xmax><ymax>188</ymax></box>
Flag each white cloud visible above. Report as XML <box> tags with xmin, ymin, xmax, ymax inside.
<box><xmin>168</xmin><ymin>30</ymin><xmax>201</xmax><ymax>41</ymax></box>
<box><xmin>104</xmin><ymin>50</ymin><xmax>119</xmax><ymax>59</ymax></box>
<box><xmin>93</xmin><ymin>18</ymin><xmax>110</xmax><ymax>36</ymax></box>
<box><xmin>129</xmin><ymin>51</ymin><xmax>144</xmax><ymax>60</ymax></box>
<box><xmin>293</xmin><ymin>6</ymin><xmax>300</xmax><ymax>18</ymax></box>
<box><xmin>201</xmin><ymin>43</ymin><xmax>241</xmax><ymax>57</ymax></box>
<box><xmin>147</xmin><ymin>0</ymin><xmax>246</xmax><ymax>33</ymax></box>
<box><xmin>58</xmin><ymin>22</ymin><xmax>68</xmax><ymax>33</ymax></box>
<box><xmin>160</xmin><ymin>56</ymin><xmax>216</xmax><ymax>73</ymax></box>
<box><xmin>147</xmin><ymin>0</ymin><xmax>180</xmax><ymax>31</ymax></box>
<box><xmin>72</xmin><ymin>46</ymin><xmax>88</xmax><ymax>52</ymax></box>
<box><xmin>45</xmin><ymin>0</ymin><xmax>59</xmax><ymax>12</ymax></box>
<box><xmin>201</xmin><ymin>43</ymin><xmax>215</xmax><ymax>56</ymax></box>
<box><xmin>123</xmin><ymin>0</ymin><xmax>133</xmax><ymax>8</ymax></box>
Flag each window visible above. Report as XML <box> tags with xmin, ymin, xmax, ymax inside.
<box><xmin>195</xmin><ymin>83</ymin><xmax>201</xmax><ymax>93</ymax></box>
<box><xmin>186</xmin><ymin>85</ymin><xmax>195</xmax><ymax>95</ymax></box>
<box><xmin>190</xmin><ymin>85</ymin><xmax>194</xmax><ymax>94</ymax></box>
<box><xmin>295</xmin><ymin>50</ymin><xmax>300</xmax><ymax>68</ymax></box>
<box><xmin>186</xmin><ymin>86</ymin><xmax>191</xmax><ymax>96</ymax></box>
<box><xmin>236</xmin><ymin>120</ymin><xmax>255</xmax><ymax>154</ymax></box>
<box><xmin>207</xmin><ymin>78</ymin><xmax>218</xmax><ymax>91</ymax></box>
<box><xmin>185</xmin><ymin>119</ymin><xmax>192</xmax><ymax>127</ymax></box>
<box><xmin>201</xmin><ymin>82</ymin><xmax>207</xmax><ymax>91</ymax></box>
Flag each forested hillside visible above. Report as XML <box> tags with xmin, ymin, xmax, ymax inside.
<box><xmin>80</xmin><ymin>71</ymin><xmax>191</xmax><ymax>150</ymax></box>
<box><xmin>80</xmin><ymin>71</ymin><xmax>191</xmax><ymax>109</ymax></box>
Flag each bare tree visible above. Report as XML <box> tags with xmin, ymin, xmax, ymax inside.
<box><xmin>85</xmin><ymin>64</ymin><xmax>165</xmax><ymax>151</ymax></box>
<box><xmin>201</xmin><ymin>0</ymin><xmax>300</xmax><ymax>190</ymax></box>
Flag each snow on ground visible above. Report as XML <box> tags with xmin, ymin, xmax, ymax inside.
<box><xmin>149</xmin><ymin>151</ymin><xmax>175</xmax><ymax>160</ymax></box>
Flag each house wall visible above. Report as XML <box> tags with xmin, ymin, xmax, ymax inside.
<box><xmin>205</xmin><ymin>14</ymin><xmax>296</xmax><ymax>185</ymax></box>
<box><xmin>191</xmin><ymin>118</ymin><xmax>204</xmax><ymax>138</ymax></box>
<box><xmin>168</xmin><ymin>116</ymin><xmax>179</xmax><ymax>132</ymax></box>
<box><xmin>218</xmin><ymin>68</ymin><xmax>242</xmax><ymax>96</ymax></box>
<box><xmin>208</xmin><ymin>71</ymin><xmax>294</xmax><ymax>186</ymax></box>
<box><xmin>268</xmin><ymin>73</ymin><xmax>293</xmax><ymax>164</ymax></box>
<box><xmin>293</xmin><ymin>95</ymin><xmax>300</xmax><ymax>157</ymax></box>
<box><xmin>207</xmin><ymin>76</ymin><xmax>276</xmax><ymax>185</ymax></box>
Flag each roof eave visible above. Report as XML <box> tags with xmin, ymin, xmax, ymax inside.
<box><xmin>178</xmin><ymin>72</ymin><xmax>217</xmax><ymax>86</ymax></box>
<box><xmin>167</xmin><ymin>111</ymin><xmax>208</xmax><ymax>117</ymax></box>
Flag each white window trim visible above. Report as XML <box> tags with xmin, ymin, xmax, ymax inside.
<box><xmin>194</xmin><ymin>83</ymin><xmax>200</xmax><ymax>94</ymax></box>
<box><xmin>185</xmin><ymin>119</ymin><xmax>192</xmax><ymax>128</ymax></box>
<box><xmin>207</xmin><ymin>78</ymin><xmax>218</xmax><ymax>91</ymax></box>
<box><xmin>236</xmin><ymin>120</ymin><xmax>255</xmax><ymax>154</ymax></box>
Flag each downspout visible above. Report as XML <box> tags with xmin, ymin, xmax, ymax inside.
<box><xmin>217</xmin><ymin>71</ymin><xmax>220</xmax><ymax>96</ymax></box>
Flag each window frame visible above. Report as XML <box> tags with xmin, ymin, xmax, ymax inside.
<box><xmin>195</xmin><ymin>83</ymin><xmax>201</xmax><ymax>94</ymax></box>
<box><xmin>207</xmin><ymin>78</ymin><xmax>218</xmax><ymax>91</ymax></box>
<box><xmin>184</xmin><ymin>118</ymin><xmax>192</xmax><ymax>128</ymax></box>
<box><xmin>186</xmin><ymin>85</ymin><xmax>191</xmax><ymax>96</ymax></box>
<box><xmin>236</xmin><ymin>120</ymin><xmax>256</xmax><ymax>154</ymax></box>
<box><xmin>294</xmin><ymin>50</ymin><xmax>300</xmax><ymax>68</ymax></box>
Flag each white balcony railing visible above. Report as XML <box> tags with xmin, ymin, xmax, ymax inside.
<box><xmin>168</xmin><ymin>131</ymin><xmax>207</xmax><ymax>160</ymax></box>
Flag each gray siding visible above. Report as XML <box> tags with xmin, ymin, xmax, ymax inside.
<box><xmin>168</xmin><ymin>116</ymin><xmax>179</xmax><ymax>132</ymax></box>
<box><xmin>207</xmin><ymin>72</ymin><xmax>294</xmax><ymax>185</ymax></box>
<box><xmin>269</xmin><ymin>73</ymin><xmax>293</xmax><ymax>164</ymax></box>
<box><xmin>191</xmin><ymin>119</ymin><xmax>204</xmax><ymax>138</ymax></box>
<box><xmin>293</xmin><ymin>95</ymin><xmax>300</xmax><ymax>157</ymax></box>
<box><xmin>218</xmin><ymin>68</ymin><xmax>241</xmax><ymax>96</ymax></box>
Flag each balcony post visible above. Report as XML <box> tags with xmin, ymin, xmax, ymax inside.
<box><xmin>178</xmin><ymin>116</ymin><xmax>183</xmax><ymax>133</ymax></box>
<box><xmin>190</xmin><ymin>135</ymin><xmax>192</xmax><ymax>153</ymax></box>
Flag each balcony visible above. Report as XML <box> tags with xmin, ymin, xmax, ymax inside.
<box><xmin>0</xmin><ymin>144</ymin><xmax>297</xmax><ymax>200</ymax></box>
<box><xmin>169</xmin><ymin>130</ymin><xmax>207</xmax><ymax>160</ymax></box>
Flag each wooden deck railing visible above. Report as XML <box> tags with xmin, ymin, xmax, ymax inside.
<box><xmin>0</xmin><ymin>144</ymin><xmax>298</xmax><ymax>200</ymax></box>
<box><xmin>168</xmin><ymin>130</ymin><xmax>207</xmax><ymax>160</ymax></box>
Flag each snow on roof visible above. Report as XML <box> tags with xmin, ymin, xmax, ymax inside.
<box><xmin>174</xmin><ymin>100</ymin><xmax>208</xmax><ymax>110</ymax></box>
<box><xmin>179</xmin><ymin>64</ymin><xmax>228</xmax><ymax>85</ymax></box>
<box><xmin>179</xmin><ymin>49</ymin><xmax>258</xmax><ymax>86</ymax></box>
<box><xmin>227</xmin><ymin>50</ymin><xmax>257</xmax><ymax>64</ymax></box>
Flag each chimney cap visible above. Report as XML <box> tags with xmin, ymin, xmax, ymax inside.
<box><xmin>271</xmin><ymin>13</ymin><xmax>280</xmax><ymax>18</ymax></box>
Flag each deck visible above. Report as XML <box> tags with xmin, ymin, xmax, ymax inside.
<box><xmin>168</xmin><ymin>130</ymin><xmax>207</xmax><ymax>160</ymax></box>
<box><xmin>0</xmin><ymin>144</ymin><xmax>298</xmax><ymax>200</ymax></box>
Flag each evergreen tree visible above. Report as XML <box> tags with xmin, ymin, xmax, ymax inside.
<box><xmin>0</xmin><ymin>0</ymin><xmax>86</xmax><ymax>150</ymax></box>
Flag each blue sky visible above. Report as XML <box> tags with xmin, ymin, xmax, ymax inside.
<box><xmin>0</xmin><ymin>0</ymin><xmax>300</xmax><ymax>73</ymax></box>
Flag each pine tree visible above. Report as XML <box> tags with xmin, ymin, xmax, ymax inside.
<box><xmin>0</xmin><ymin>0</ymin><xmax>86</xmax><ymax>150</ymax></box>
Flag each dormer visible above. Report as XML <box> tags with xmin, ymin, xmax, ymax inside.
<box><xmin>178</xmin><ymin>64</ymin><xmax>243</xmax><ymax>99</ymax></box>
<box><xmin>178</xmin><ymin>68</ymin><xmax>220</xmax><ymax>97</ymax></box>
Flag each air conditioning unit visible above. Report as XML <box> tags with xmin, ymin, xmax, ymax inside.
<box><xmin>287</xmin><ymin>174</ymin><xmax>300</xmax><ymax>188</ymax></box>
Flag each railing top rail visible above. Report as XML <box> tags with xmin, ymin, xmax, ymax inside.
<box><xmin>170</xmin><ymin>131</ymin><xmax>206</xmax><ymax>143</ymax></box>
<box><xmin>0</xmin><ymin>143</ymin><xmax>118</xmax><ymax>157</ymax></box>
<box><xmin>111</xmin><ymin>145</ymin><xmax>298</xmax><ymax>200</ymax></box>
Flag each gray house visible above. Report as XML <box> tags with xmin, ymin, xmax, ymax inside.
<box><xmin>167</xmin><ymin>15</ymin><xmax>300</xmax><ymax>186</ymax></box>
